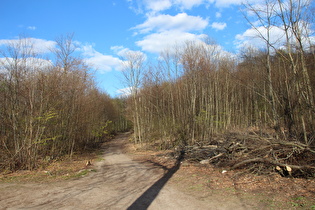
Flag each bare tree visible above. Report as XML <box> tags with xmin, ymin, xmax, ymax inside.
<box><xmin>242</xmin><ymin>0</ymin><xmax>281</xmax><ymax>135</ymax></box>
<box><xmin>52</xmin><ymin>33</ymin><xmax>77</xmax><ymax>72</ymax></box>
<box><xmin>121</xmin><ymin>50</ymin><xmax>146</xmax><ymax>144</ymax></box>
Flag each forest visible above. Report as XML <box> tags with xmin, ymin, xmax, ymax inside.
<box><xmin>0</xmin><ymin>0</ymin><xmax>314</xmax><ymax>177</ymax></box>
<box><xmin>0</xmin><ymin>35</ymin><xmax>130</xmax><ymax>171</ymax></box>
<box><xmin>121</xmin><ymin>0</ymin><xmax>315</xmax><ymax>177</ymax></box>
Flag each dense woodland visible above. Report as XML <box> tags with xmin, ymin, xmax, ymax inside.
<box><xmin>122</xmin><ymin>0</ymin><xmax>315</xmax><ymax>176</ymax></box>
<box><xmin>0</xmin><ymin>35</ymin><xmax>130</xmax><ymax>171</ymax></box>
<box><xmin>123</xmin><ymin>43</ymin><xmax>315</xmax><ymax>147</ymax></box>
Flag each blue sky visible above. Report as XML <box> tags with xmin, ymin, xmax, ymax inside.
<box><xmin>1</xmin><ymin>0</ymin><xmax>314</xmax><ymax>97</ymax></box>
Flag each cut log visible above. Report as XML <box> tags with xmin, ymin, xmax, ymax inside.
<box><xmin>275</xmin><ymin>166</ymin><xmax>285</xmax><ymax>177</ymax></box>
<box><xmin>86</xmin><ymin>160</ymin><xmax>92</xmax><ymax>167</ymax></box>
<box><xmin>285</xmin><ymin>165</ymin><xmax>292</xmax><ymax>176</ymax></box>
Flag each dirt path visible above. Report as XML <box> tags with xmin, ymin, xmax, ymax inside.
<box><xmin>0</xmin><ymin>133</ymin><xmax>249</xmax><ymax>210</ymax></box>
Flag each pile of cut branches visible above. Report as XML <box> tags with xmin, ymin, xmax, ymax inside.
<box><xmin>183</xmin><ymin>132</ymin><xmax>315</xmax><ymax>178</ymax></box>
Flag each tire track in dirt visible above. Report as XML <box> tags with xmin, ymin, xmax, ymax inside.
<box><xmin>0</xmin><ymin>133</ymin><xmax>247</xmax><ymax>210</ymax></box>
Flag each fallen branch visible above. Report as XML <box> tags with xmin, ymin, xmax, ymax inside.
<box><xmin>208</xmin><ymin>153</ymin><xmax>224</xmax><ymax>161</ymax></box>
<box><xmin>200</xmin><ymin>153</ymin><xmax>224</xmax><ymax>164</ymax></box>
<box><xmin>231</xmin><ymin>158</ymin><xmax>315</xmax><ymax>170</ymax></box>
<box><xmin>276</xmin><ymin>141</ymin><xmax>315</xmax><ymax>154</ymax></box>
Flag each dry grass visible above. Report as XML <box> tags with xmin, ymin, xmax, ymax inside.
<box><xmin>0</xmin><ymin>149</ymin><xmax>102</xmax><ymax>183</ymax></box>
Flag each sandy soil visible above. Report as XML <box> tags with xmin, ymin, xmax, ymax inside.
<box><xmin>0</xmin><ymin>133</ymin><xmax>306</xmax><ymax>210</ymax></box>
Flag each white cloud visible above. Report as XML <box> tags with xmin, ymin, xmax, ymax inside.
<box><xmin>85</xmin><ymin>54</ymin><xmax>122</xmax><ymax>72</ymax></box>
<box><xmin>235</xmin><ymin>26</ymin><xmax>285</xmax><ymax>49</ymax></box>
<box><xmin>174</xmin><ymin>0</ymin><xmax>204</xmax><ymax>10</ymax></box>
<box><xmin>235</xmin><ymin>0</ymin><xmax>315</xmax><ymax>51</ymax></box>
<box><xmin>27</xmin><ymin>26</ymin><xmax>36</xmax><ymax>30</ymax></box>
<box><xmin>116</xmin><ymin>87</ymin><xmax>133</xmax><ymax>97</ymax></box>
<box><xmin>141</xmin><ymin>0</ymin><xmax>203</xmax><ymax>12</ymax></box>
<box><xmin>128</xmin><ymin>0</ymin><xmax>263</xmax><ymax>13</ymax></box>
<box><xmin>144</xmin><ymin>0</ymin><xmax>172</xmax><ymax>12</ymax></box>
<box><xmin>0</xmin><ymin>38</ymin><xmax>56</xmax><ymax>54</ymax></box>
<box><xmin>0</xmin><ymin>57</ymin><xmax>53</xmax><ymax>74</ymax></box>
<box><xmin>80</xmin><ymin>44</ymin><xmax>123</xmax><ymax>72</ymax></box>
<box><xmin>110</xmin><ymin>45</ymin><xmax>124</xmax><ymax>54</ymax></box>
<box><xmin>243</xmin><ymin>0</ymin><xmax>311</xmax><ymax>18</ymax></box>
<box><xmin>134</xmin><ymin>13</ymin><xmax>208</xmax><ymax>33</ymax></box>
<box><xmin>133</xmin><ymin>13</ymin><xmax>209</xmax><ymax>54</ymax></box>
<box><xmin>211</xmin><ymin>22</ymin><xmax>227</xmax><ymax>30</ymax></box>
<box><xmin>234</xmin><ymin>23</ymin><xmax>315</xmax><ymax>51</ymax></box>
<box><xmin>215</xmin><ymin>12</ymin><xmax>222</xmax><ymax>18</ymax></box>
<box><xmin>136</xmin><ymin>30</ymin><xmax>208</xmax><ymax>54</ymax></box>
<box><xmin>110</xmin><ymin>46</ymin><xmax>147</xmax><ymax>61</ymax></box>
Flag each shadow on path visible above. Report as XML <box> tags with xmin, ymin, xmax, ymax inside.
<box><xmin>127</xmin><ymin>150</ymin><xmax>185</xmax><ymax>210</ymax></box>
